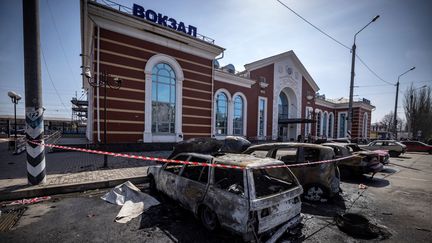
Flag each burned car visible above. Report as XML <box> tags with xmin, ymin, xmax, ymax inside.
<box><xmin>345</xmin><ymin>143</ymin><xmax>390</xmax><ymax>165</ymax></box>
<box><xmin>243</xmin><ymin>143</ymin><xmax>340</xmax><ymax>202</ymax></box>
<box><xmin>323</xmin><ymin>143</ymin><xmax>383</xmax><ymax>177</ymax></box>
<box><xmin>147</xmin><ymin>153</ymin><xmax>303</xmax><ymax>241</ymax></box>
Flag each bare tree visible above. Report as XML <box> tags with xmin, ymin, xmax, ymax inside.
<box><xmin>404</xmin><ymin>84</ymin><xmax>432</xmax><ymax>140</ymax></box>
<box><xmin>380</xmin><ymin>111</ymin><xmax>403</xmax><ymax>132</ymax></box>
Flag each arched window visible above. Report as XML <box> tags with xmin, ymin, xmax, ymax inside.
<box><xmin>323</xmin><ymin>112</ymin><xmax>328</xmax><ymax>137</ymax></box>
<box><xmin>278</xmin><ymin>93</ymin><xmax>289</xmax><ymax>119</ymax></box>
<box><xmin>233</xmin><ymin>96</ymin><xmax>244</xmax><ymax>136</ymax></box>
<box><xmin>216</xmin><ymin>92</ymin><xmax>228</xmax><ymax>135</ymax></box>
<box><xmin>328</xmin><ymin>113</ymin><xmax>334</xmax><ymax>138</ymax></box>
<box><xmin>152</xmin><ymin>63</ymin><xmax>176</xmax><ymax>134</ymax></box>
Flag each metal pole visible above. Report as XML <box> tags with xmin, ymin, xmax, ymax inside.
<box><xmin>14</xmin><ymin>99</ymin><xmax>17</xmax><ymax>152</ymax></box>
<box><xmin>347</xmin><ymin>42</ymin><xmax>356</xmax><ymax>139</ymax></box>
<box><xmin>23</xmin><ymin>0</ymin><xmax>46</xmax><ymax>185</ymax></box>
<box><xmin>393</xmin><ymin>81</ymin><xmax>399</xmax><ymax>140</ymax></box>
<box><xmin>103</xmin><ymin>74</ymin><xmax>108</xmax><ymax>168</ymax></box>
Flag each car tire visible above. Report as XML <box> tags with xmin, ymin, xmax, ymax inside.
<box><xmin>429</xmin><ymin>150</ymin><xmax>432</xmax><ymax>154</ymax></box>
<box><xmin>389</xmin><ymin>151</ymin><xmax>400</xmax><ymax>157</ymax></box>
<box><xmin>303</xmin><ymin>184</ymin><xmax>329</xmax><ymax>202</ymax></box>
<box><xmin>200</xmin><ymin>205</ymin><xmax>219</xmax><ymax>231</ymax></box>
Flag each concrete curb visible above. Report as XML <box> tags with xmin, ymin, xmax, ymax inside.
<box><xmin>0</xmin><ymin>176</ymin><xmax>149</xmax><ymax>201</ymax></box>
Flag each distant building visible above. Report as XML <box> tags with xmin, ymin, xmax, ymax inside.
<box><xmin>80</xmin><ymin>0</ymin><xmax>374</xmax><ymax>144</ymax></box>
<box><xmin>0</xmin><ymin>115</ymin><xmax>76</xmax><ymax>137</ymax></box>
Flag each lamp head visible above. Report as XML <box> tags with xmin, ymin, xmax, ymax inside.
<box><xmin>8</xmin><ymin>91</ymin><xmax>17</xmax><ymax>99</ymax></box>
<box><xmin>84</xmin><ymin>67</ymin><xmax>92</xmax><ymax>79</ymax></box>
<box><xmin>113</xmin><ymin>77</ymin><xmax>122</xmax><ymax>86</ymax></box>
<box><xmin>410</xmin><ymin>66</ymin><xmax>416</xmax><ymax>71</ymax></box>
<box><xmin>372</xmin><ymin>15</ymin><xmax>380</xmax><ymax>22</ymax></box>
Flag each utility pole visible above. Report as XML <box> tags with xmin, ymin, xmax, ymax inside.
<box><xmin>23</xmin><ymin>0</ymin><xmax>46</xmax><ymax>185</ymax></box>
<box><xmin>347</xmin><ymin>15</ymin><xmax>379</xmax><ymax>139</ymax></box>
<box><xmin>393</xmin><ymin>67</ymin><xmax>415</xmax><ymax>140</ymax></box>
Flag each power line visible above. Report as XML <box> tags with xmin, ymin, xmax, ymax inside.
<box><xmin>276</xmin><ymin>0</ymin><xmax>351</xmax><ymax>50</ymax></box>
<box><xmin>355</xmin><ymin>55</ymin><xmax>394</xmax><ymax>85</ymax></box>
<box><xmin>41</xmin><ymin>49</ymin><xmax>69</xmax><ymax>112</ymax></box>
<box><xmin>46</xmin><ymin>0</ymin><xmax>79</xmax><ymax>85</ymax></box>
<box><xmin>276</xmin><ymin>0</ymin><xmax>396</xmax><ymax>88</ymax></box>
<box><xmin>356</xmin><ymin>84</ymin><xmax>392</xmax><ymax>88</ymax></box>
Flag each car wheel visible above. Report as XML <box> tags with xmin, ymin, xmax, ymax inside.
<box><xmin>200</xmin><ymin>205</ymin><xmax>219</xmax><ymax>231</ymax></box>
<box><xmin>303</xmin><ymin>184</ymin><xmax>329</xmax><ymax>202</ymax></box>
<box><xmin>389</xmin><ymin>151</ymin><xmax>400</xmax><ymax>157</ymax></box>
<box><xmin>429</xmin><ymin>150</ymin><xmax>432</xmax><ymax>154</ymax></box>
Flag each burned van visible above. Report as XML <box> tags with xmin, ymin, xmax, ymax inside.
<box><xmin>147</xmin><ymin>153</ymin><xmax>303</xmax><ymax>241</ymax></box>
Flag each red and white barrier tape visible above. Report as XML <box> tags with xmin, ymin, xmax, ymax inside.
<box><xmin>28</xmin><ymin>140</ymin><xmax>357</xmax><ymax>170</ymax></box>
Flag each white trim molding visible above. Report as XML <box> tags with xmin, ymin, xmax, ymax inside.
<box><xmin>328</xmin><ymin>112</ymin><xmax>335</xmax><ymax>138</ymax></box>
<box><xmin>232</xmin><ymin>92</ymin><xmax>248</xmax><ymax>136</ymax></box>
<box><xmin>337</xmin><ymin>111</ymin><xmax>348</xmax><ymax>139</ymax></box>
<box><xmin>213</xmin><ymin>88</ymin><xmax>232</xmax><ymax>139</ymax></box>
<box><xmin>214</xmin><ymin>70</ymin><xmax>255</xmax><ymax>88</ymax></box>
<box><xmin>257</xmin><ymin>96</ymin><xmax>268</xmax><ymax>139</ymax></box>
<box><xmin>144</xmin><ymin>54</ymin><xmax>184</xmax><ymax>142</ymax></box>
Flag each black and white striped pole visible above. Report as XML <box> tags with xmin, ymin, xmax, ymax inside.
<box><xmin>23</xmin><ymin>0</ymin><xmax>46</xmax><ymax>185</ymax></box>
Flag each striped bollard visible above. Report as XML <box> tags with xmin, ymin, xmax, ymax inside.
<box><xmin>26</xmin><ymin>108</ymin><xmax>46</xmax><ymax>185</ymax></box>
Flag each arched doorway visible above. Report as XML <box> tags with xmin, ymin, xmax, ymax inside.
<box><xmin>278</xmin><ymin>87</ymin><xmax>298</xmax><ymax>141</ymax></box>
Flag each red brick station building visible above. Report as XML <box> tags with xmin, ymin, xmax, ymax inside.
<box><xmin>80</xmin><ymin>0</ymin><xmax>374</xmax><ymax>144</ymax></box>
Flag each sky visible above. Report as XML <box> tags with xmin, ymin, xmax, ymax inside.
<box><xmin>0</xmin><ymin>0</ymin><xmax>431</xmax><ymax>122</ymax></box>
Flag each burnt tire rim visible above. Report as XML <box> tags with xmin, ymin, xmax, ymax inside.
<box><xmin>201</xmin><ymin>207</ymin><xmax>218</xmax><ymax>231</ymax></box>
<box><xmin>305</xmin><ymin>186</ymin><xmax>325</xmax><ymax>201</ymax></box>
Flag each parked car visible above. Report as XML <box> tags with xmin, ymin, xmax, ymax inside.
<box><xmin>400</xmin><ymin>141</ymin><xmax>432</xmax><ymax>154</ymax></box>
<box><xmin>323</xmin><ymin>143</ymin><xmax>383</xmax><ymax>177</ymax></box>
<box><xmin>361</xmin><ymin>140</ymin><xmax>407</xmax><ymax>157</ymax></box>
<box><xmin>243</xmin><ymin>143</ymin><xmax>340</xmax><ymax>202</ymax></box>
<box><xmin>345</xmin><ymin>143</ymin><xmax>390</xmax><ymax>165</ymax></box>
<box><xmin>147</xmin><ymin>153</ymin><xmax>303</xmax><ymax>241</ymax></box>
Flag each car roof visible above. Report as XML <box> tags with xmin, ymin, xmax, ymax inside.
<box><xmin>175</xmin><ymin>152</ymin><xmax>285</xmax><ymax>168</ymax></box>
<box><xmin>214</xmin><ymin>154</ymin><xmax>285</xmax><ymax>168</ymax></box>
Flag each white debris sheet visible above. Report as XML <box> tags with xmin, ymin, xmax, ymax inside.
<box><xmin>101</xmin><ymin>181</ymin><xmax>160</xmax><ymax>223</ymax></box>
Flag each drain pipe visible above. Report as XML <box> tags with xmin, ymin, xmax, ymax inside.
<box><xmin>212</xmin><ymin>51</ymin><xmax>224</xmax><ymax>137</ymax></box>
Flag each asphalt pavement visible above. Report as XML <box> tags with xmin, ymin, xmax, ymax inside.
<box><xmin>0</xmin><ymin>152</ymin><xmax>431</xmax><ymax>242</ymax></box>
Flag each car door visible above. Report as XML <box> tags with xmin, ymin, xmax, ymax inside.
<box><xmin>272</xmin><ymin>147</ymin><xmax>303</xmax><ymax>183</ymax></box>
<box><xmin>176</xmin><ymin>156</ymin><xmax>210</xmax><ymax>213</ymax></box>
<box><xmin>158</xmin><ymin>155</ymin><xmax>189</xmax><ymax>200</ymax></box>
<box><xmin>203</xmin><ymin>166</ymin><xmax>249</xmax><ymax>233</ymax></box>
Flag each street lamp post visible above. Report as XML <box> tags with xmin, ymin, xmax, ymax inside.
<box><xmin>83</xmin><ymin>68</ymin><xmax>122</xmax><ymax>168</ymax></box>
<box><xmin>8</xmin><ymin>91</ymin><xmax>22</xmax><ymax>152</ymax></box>
<box><xmin>347</xmin><ymin>15</ymin><xmax>380</xmax><ymax>139</ymax></box>
<box><xmin>393</xmin><ymin>67</ymin><xmax>415</xmax><ymax>140</ymax></box>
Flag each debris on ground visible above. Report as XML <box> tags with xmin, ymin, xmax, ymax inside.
<box><xmin>3</xmin><ymin>196</ymin><xmax>51</xmax><ymax>206</ymax></box>
<box><xmin>415</xmin><ymin>227</ymin><xmax>431</xmax><ymax>232</ymax></box>
<box><xmin>334</xmin><ymin>213</ymin><xmax>391</xmax><ymax>240</ymax></box>
<box><xmin>101</xmin><ymin>181</ymin><xmax>160</xmax><ymax>223</ymax></box>
<box><xmin>358</xmin><ymin>184</ymin><xmax>368</xmax><ymax>190</ymax></box>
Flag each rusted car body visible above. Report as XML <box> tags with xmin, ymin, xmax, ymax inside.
<box><xmin>323</xmin><ymin>143</ymin><xmax>383</xmax><ymax>176</ymax></box>
<box><xmin>147</xmin><ymin>153</ymin><xmax>303</xmax><ymax>241</ymax></box>
<box><xmin>243</xmin><ymin>143</ymin><xmax>340</xmax><ymax>202</ymax></box>
<box><xmin>345</xmin><ymin>143</ymin><xmax>390</xmax><ymax>165</ymax></box>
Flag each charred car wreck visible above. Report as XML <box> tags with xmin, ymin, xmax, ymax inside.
<box><xmin>147</xmin><ymin>153</ymin><xmax>303</xmax><ymax>241</ymax></box>
<box><xmin>244</xmin><ymin>143</ymin><xmax>340</xmax><ymax>202</ymax></box>
<box><xmin>323</xmin><ymin>143</ymin><xmax>383</xmax><ymax>177</ymax></box>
